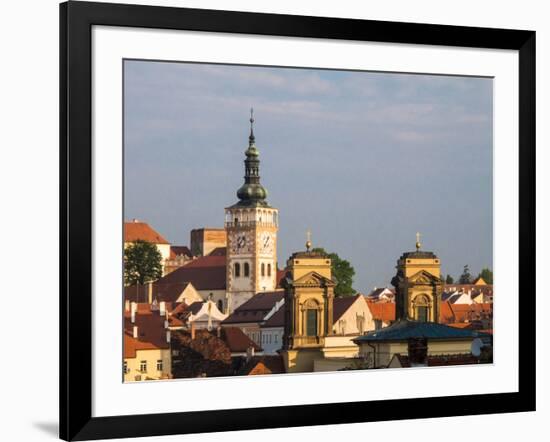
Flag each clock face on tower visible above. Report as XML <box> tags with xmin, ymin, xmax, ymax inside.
<box><xmin>259</xmin><ymin>232</ymin><xmax>275</xmax><ymax>255</ymax></box>
<box><xmin>230</xmin><ymin>231</ymin><xmax>252</xmax><ymax>254</ymax></box>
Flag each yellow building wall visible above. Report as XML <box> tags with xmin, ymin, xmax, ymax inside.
<box><xmin>124</xmin><ymin>348</ymin><xmax>171</xmax><ymax>382</ymax></box>
<box><xmin>281</xmin><ymin>348</ymin><xmax>324</xmax><ymax>373</ymax></box>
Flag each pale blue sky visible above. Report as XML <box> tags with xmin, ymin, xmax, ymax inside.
<box><xmin>124</xmin><ymin>60</ymin><xmax>493</xmax><ymax>293</ymax></box>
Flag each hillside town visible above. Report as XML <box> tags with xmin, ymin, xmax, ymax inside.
<box><xmin>123</xmin><ymin>112</ymin><xmax>493</xmax><ymax>381</ymax></box>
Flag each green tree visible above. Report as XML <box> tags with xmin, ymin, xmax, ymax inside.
<box><xmin>477</xmin><ymin>267</ymin><xmax>493</xmax><ymax>285</ymax></box>
<box><xmin>312</xmin><ymin>247</ymin><xmax>356</xmax><ymax>297</ymax></box>
<box><xmin>445</xmin><ymin>274</ymin><xmax>454</xmax><ymax>284</ymax></box>
<box><xmin>458</xmin><ymin>264</ymin><xmax>472</xmax><ymax>284</ymax></box>
<box><xmin>124</xmin><ymin>240</ymin><xmax>163</xmax><ymax>286</ymax></box>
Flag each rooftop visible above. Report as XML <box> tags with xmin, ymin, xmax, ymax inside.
<box><xmin>124</xmin><ymin>220</ymin><xmax>170</xmax><ymax>244</ymax></box>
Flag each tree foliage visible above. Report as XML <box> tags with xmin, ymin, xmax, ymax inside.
<box><xmin>477</xmin><ymin>267</ymin><xmax>493</xmax><ymax>285</ymax></box>
<box><xmin>124</xmin><ymin>240</ymin><xmax>163</xmax><ymax>286</ymax></box>
<box><xmin>311</xmin><ymin>247</ymin><xmax>356</xmax><ymax>297</ymax></box>
<box><xmin>445</xmin><ymin>274</ymin><xmax>454</xmax><ymax>284</ymax></box>
<box><xmin>458</xmin><ymin>264</ymin><xmax>472</xmax><ymax>284</ymax></box>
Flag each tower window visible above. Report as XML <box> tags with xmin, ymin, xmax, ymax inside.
<box><xmin>234</xmin><ymin>263</ymin><xmax>241</xmax><ymax>277</ymax></box>
<box><xmin>261</xmin><ymin>263</ymin><xmax>265</xmax><ymax>277</ymax></box>
<box><xmin>267</xmin><ymin>263</ymin><xmax>272</xmax><ymax>277</ymax></box>
<box><xmin>244</xmin><ymin>262</ymin><xmax>250</xmax><ymax>277</ymax></box>
<box><xmin>306</xmin><ymin>309</ymin><xmax>318</xmax><ymax>337</ymax></box>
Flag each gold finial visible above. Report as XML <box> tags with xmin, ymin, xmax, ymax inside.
<box><xmin>306</xmin><ymin>229</ymin><xmax>312</xmax><ymax>252</ymax></box>
<box><xmin>416</xmin><ymin>232</ymin><xmax>422</xmax><ymax>251</ymax></box>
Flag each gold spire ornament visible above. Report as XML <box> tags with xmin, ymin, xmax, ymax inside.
<box><xmin>416</xmin><ymin>232</ymin><xmax>422</xmax><ymax>251</ymax></box>
<box><xmin>306</xmin><ymin>229</ymin><xmax>312</xmax><ymax>252</ymax></box>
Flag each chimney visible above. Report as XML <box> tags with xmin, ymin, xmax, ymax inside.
<box><xmin>124</xmin><ymin>299</ymin><xmax>130</xmax><ymax>312</ymax></box>
<box><xmin>133</xmin><ymin>325</ymin><xmax>138</xmax><ymax>339</ymax></box>
<box><xmin>191</xmin><ymin>321</ymin><xmax>196</xmax><ymax>340</ymax></box>
<box><xmin>166</xmin><ymin>330</ymin><xmax>171</xmax><ymax>343</ymax></box>
<box><xmin>160</xmin><ymin>301</ymin><xmax>166</xmax><ymax>317</ymax></box>
<box><xmin>130</xmin><ymin>302</ymin><xmax>137</xmax><ymax>323</ymax></box>
<box><xmin>148</xmin><ymin>282</ymin><xmax>153</xmax><ymax>305</ymax></box>
<box><xmin>407</xmin><ymin>338</ymin><xmax>428</xmax><ymax>366</ymax></box>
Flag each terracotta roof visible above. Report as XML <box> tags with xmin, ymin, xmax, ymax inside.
<box><xmin>156</xmin><ymin>255</ymin><xmax>226</xmax><ymax>290</ymax></box>
<box><xmin>261</xmin><ymin>307</ymin><xmax>285</xmax><ymax>328</ymax></box>
<box><xmin>276</xmin><ymin>269</ymin><xmax>287</xmax><ymax>288</ymax></box>
<box><xmin>124</xmin><ymin>282</ymin><xmax>194</xmax><ymax>303</ymax></box>
<box><xmin>367</xmin><ymin>301</ymin><xmax>396</xmax><ymax>322</ymax></box>
<box><xmin>223</xmin><ymin>291</ymin><xmax>284</xmax><ymax>325</ymax></box>
<box><xmin>208</xmin><ymin>247</ymin><xmax>227</xmax><ymax>256</ymax></box>
<box><xmin>333</xmin><ymin>295</ymin><xmax>362</xmax><ymax>322</ymax></box>
<box><xmin>124</xmin><ymin>313</ymin><xmax>169</xmax><ymax>359</ymax></box>
<box><xmin>238</xmin><ymin>355</ymin><xmax>285</xmax><ymax>375</ymax></box>
<box><xmin>170</xmin><ymin>246</ymin><xmax>192</xmax><ymax>258</ymax></box>
<box><xmin>220</xmin><ymin>327</ymin><xmax>262</xmax><ymax>352</ymax></box>
<box><xmin>124</xmin><ymin>221</ymin><xmax>170</xmax><ymax>244</ymax></box>
<box><xmin>441</xmin><ymin>303</ymin><xmax>493</xmax><ymax>323</ymax></box>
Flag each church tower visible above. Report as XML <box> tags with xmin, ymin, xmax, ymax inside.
<box><xmin>391</xmin><ymin>234</ymin><xmax>443</xmax><ymax>323</ymax></box>
<box><xmin>280</xmin><ymin>239</ymin><xmax>336</xmax><ymax>373</ymax></box>
<box><xmin>225</xmin><ymin>110</ymin><xmax>279</xmax><ymax>312</ymax></box>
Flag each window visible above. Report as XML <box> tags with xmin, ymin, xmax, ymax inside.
<box><xmin>417</xmin><ymin>306</ymin><xmax>428</xmax><ymax>322</ymax></box>
<box><xmin>261</xmin><ymin>263</ymin><xmax>265</xmax><ymax>277</ymax></box>
<box><xmin>123</xmin><ymin>361</ymin><xmax>128</xmax><ymax>374</ymax></box>
<box><xmin>306</xmin><ymin>309</ymin><xmax>318</xmax><ymax>337</ymax></box>
<box><xmin>234</xmin><ymin>262</ymin><xmax>241</xmax><ymax>277</ymax></box>
<box><xmin>244</xmin><ymin>262</ymin><xmax>250</xmax><ymax>277</ymax></box>
<box><xmin>267</xmin><ymin>263</ymin><xmax>271</xmax><ymax>277</ymax></box>
<box><xmin>140</xmin><ymin>360</ymin><xmax>147</xmax><ymax>373</ymax></box>
<box><xmin>274</xmin><ymin>334</ymin><xmax>278</xmax><ymax>343</ymax></box>
<box><xmin>156</xmin><ymin>359</ymin><xmax>163</xmax><ymax>371</ymax></box>
<box><xmin>217</xmin><ymin>299</ymin><xmax>223</xmax><ymax>311</ymax></box>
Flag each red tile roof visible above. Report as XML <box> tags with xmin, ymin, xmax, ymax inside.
<box><xmin>220</xmin><ymin>327</ymin><xmax>262</xmax><ymax>352</ymax></box>
<box><xmin>124</xmin><ymin>221</ymin><xmax>170</xmax><ymax>244</ymax></box>
<box><xmin>239</xmin><ymin>355</ymin><xmax>285</xmax><ymax>375</ymax></box>
<box><xmin>170</xmin><ymin>246</ymin><xmax>192</xmax><ymax>259</ymax></box>
<box><xmin>123</xmin><ymin>312</ymin><xmax>169</xmax><ymax>359</ymax></box>
<box><xmin>208</xmin><ymin>247</ymin><xmax>227</xmax><ymax>256</ymax></box>
<box><xmin>124</xmin><ymin>282</ymin><xmax>194</xmax><ymax>303</ymax></box>
<box><xmin>261</xmin><ymin>307</ymin><xmax>285</xmax><ymax>328</ymax></box>
<box><xmin>367</xmin><ymin>301</ymin><xmax>396</xmax><ymax>322</ymax></box>
<box><xmin>156</xmin><ymin>254</ymin><xmax>226</xmax><ymax>290</ymax></box>
<box><xmin>223</xmin><ymin>291</ymin><xmax>284</xmax><ymax>325</ymax></box>
<box><xmin>440</xmin><ymin>302</ymin><xmax>493</xmax><ymax>323</ymax></box>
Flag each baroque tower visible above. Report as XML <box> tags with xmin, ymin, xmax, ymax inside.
<box><xmin>391</xmin><ymin>234</ymin><xmax>443</xmax><ymax>323</ymax></box>
<box><xmin>225</xmin><ymin>110</ymin><xmax>279</xmax><ymax>312</ymax></box>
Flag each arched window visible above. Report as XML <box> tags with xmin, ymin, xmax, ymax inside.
<box><xmin>244</xmin><ymin>262</ymin><xmax>250</xmax><ymax>277</ymax></box>
<box><xmin>413</xmin><ymin>294</ymin><xmax>431</xmax><ymax>322</ymax></box>
<box><xmin>261</xmin><ymin>263</ymin><xmax>265</xmax><ymax>277</ymax></box>
<box><xmin>272</xmin><ymin>212</ymin><xmax>277</xmax><ymax>226</ymax></box>
<box><xmin>304</xmin><ymin>299</ymin><xmax>319</xmax><ymax>337</ymax></box>
<box><xmin>267</xmin><ymin>263</ymin><xmax>272</xmax><ymax>277</ymax></box>
<box><xmin>234</xmin><ymin>262</ymin><xmax>241</xmax><ymax>277</ymax></box>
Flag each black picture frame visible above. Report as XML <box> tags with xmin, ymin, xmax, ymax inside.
<box><xmin>60</xmin><ymin>1</ymin><xmax>536</xmax><ymax>440</ymax></box>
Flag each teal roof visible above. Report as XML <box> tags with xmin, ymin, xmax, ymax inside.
<box><xmin>353</xmin><ymin>320</ymin><xmax>486</xmax><ymax>343</ymax></box>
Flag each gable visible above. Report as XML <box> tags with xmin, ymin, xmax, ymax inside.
<box><xmin>408</xmin><ymin>269</ymin><xmax>442</xmax><ymax>285</ymax></box>
<box><xmin>292</xmin><ymin>271</ymin><xmax>336</xmax><ymax>288</ymax></box>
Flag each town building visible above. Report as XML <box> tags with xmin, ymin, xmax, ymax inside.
<box><xmin>391</xmin><ymin>235</ymin><xmax>444</xmax><ymax>323</ymax></box>
<box><xmin>124</xmin><ymin>219</ymin><xmax>172</xmax><ymax>276</ymax></box>
<box><xmin>190</xmin><ymin>228</ymin><xmax>227</xmax><ymax>257</ymax></box>
<box><xmin>124</xmin><ymin>301</ymin><xmax>172</xmax><ymax>381</ymax></box>
<box><xmin>163</xmin><ymin>245</ymin><xmax>193</xmax><ymax>275</ymax></box>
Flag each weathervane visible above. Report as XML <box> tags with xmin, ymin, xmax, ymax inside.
<box><xmin>416</xmin><ymin>232</ymin><xmax>422</xmax><ymax>251</ymax></box>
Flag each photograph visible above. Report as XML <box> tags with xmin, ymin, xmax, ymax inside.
<box><xmin>122</xmin><ymin>60</ymin><xmax>494</xmax><ymax>381</ymax></box>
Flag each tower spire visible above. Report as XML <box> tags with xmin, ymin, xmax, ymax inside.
<box><xmin>235</xmin><ymin>109</ymin><xmax>269</xmax><ymax>207</ymax></box>
<box><xmin>249</xmin><ymin>107</ymin><xmax>255</xmax><ymax>143</ymax></box>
